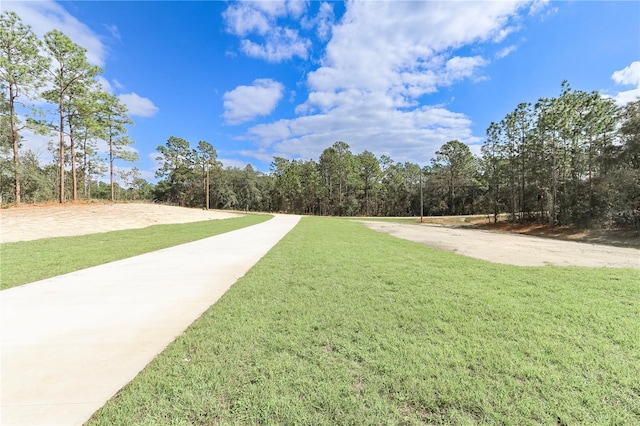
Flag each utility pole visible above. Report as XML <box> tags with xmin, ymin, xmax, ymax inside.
<box><xmin>206</xmin><ymin>165</ymin><xmax>210</xmax><ymax>210</ymax></box>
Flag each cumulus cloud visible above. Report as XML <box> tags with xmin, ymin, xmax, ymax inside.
<box><xmin>444</xmin><ymin>56</ymin><xmax>489</xmax><ymax>82</ymax></box>
<box><xmin>612</xmin><ymin>61</ymin><xmax>640</xmax><ymax>86</ymax></box>
<box><xmin>303</xmin><ymin>2</ymin><xmax>335</xmax><ymax>41</ymax></box>
<box><xmin>223</xmin><ymin>3</ymin><xmax>273</xmax><ymax>36</ymax></box>
<box><xmin>4</xmin><ymin>0</ymin><xmax>106</xmax><ymax>66</ymax></box>
<box><xmin>223</xmin><ymin>79</ymin><xmax>285</xmax><ymax>125</ymax></box>
<box><xmin>240</xmin><ymin>28</ymin><xmax>310</xmax><ymax>62</ymax></box>
<box><xmin>613</xmin><ymin>89</ymin><xmax>640</xmax><ymax>106</ymax></box>
<box><xmin>118</xmin><ymin>93</ymin><xmax>159</xmax><ymax>117</ymax></box>
<box><xmin>611</xmin><ymin>61</ymin><xmax>640</xmax><ymax>105</ymax></box>
<box><xmin>234</xmin><ymin>1</ymin><xmax>535</xmax><ymax>165</ymax></box>
<box><xmin>301</xmin><ymin>1</ymin><xmax>526</xmax><ymax>112</ymax></box>
<box><xmin>248</xmin><ymin>92</ymin><xmax>481</xmax><ymax>164</ymax></box>
<box><xmin>223</xmin><ymin>1</ymin><xmax>318</xmax><ymax>62</ymax></box>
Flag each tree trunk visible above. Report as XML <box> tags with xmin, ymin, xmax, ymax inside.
<box><xmin>550</xmin><ymin>148</ymin><xmax>557</xmax><ymax>226</ymax></box>
<box><xmin>521</xmin><ymin>145</ymin><xmax>526</xmax><ymax>220</ymax></box>
<box><xmin>69</xmin><ymin>121</ymin><xmax>77</xmax><ymax>200</ymax></box>
<box><xmin>109</xmin><ymin>120</ymin><xmax>115</xmax><ymax>202</ymax></box>
<box><xmin>82</xmin><ymin>138</ymin><xmax>88</xmax><ymax>198</ymax></box>
<box><xmin>9</xmin><ymin>84</ymin><xmax>21</xmax><ymax>204</ymax></box>
<box><xmin>59</xmin><ymin>95</ymin><xmax>65</xmax><ymax>203</ymax></box>
<box><xmin>109</xmin><ymin>128</ymin><xmax>114</xmax><ymax>202</ymax></box>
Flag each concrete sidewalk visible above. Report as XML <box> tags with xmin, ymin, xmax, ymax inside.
<box><xmin>1</xmin><ymin>214</ymin><xmax>301</xmax><ymax>425</ymax></box>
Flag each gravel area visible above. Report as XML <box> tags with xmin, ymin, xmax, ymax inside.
<box><xmin>360</xmin><ymin>221</ymin><xmax>640</xmax><ymax>268</ymax></box>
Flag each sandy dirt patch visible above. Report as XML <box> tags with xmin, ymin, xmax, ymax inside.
<box><xmin>360</xmin><ymin>221</ymin><xmax>640</xmax><ymax>268</ymax></box>
<box><xmin>0</xmin><ymin>203</ymin><xmax>240</xmax><ymax>243</ymax></box>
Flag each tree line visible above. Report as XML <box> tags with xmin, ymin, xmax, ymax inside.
<box><xmin>483</xmin><ymin>82</ymin><xmax>638</xmax><ymax>228</ymax></box>
<box><xmin>153</xmin><ymin>82</ymin><xmax>639</xmax><ymax>230</ymax></box>
<box><xmin>1</xmin><ymin>11</ymin><xmax>137</xmax><ymax>204</ymax></box>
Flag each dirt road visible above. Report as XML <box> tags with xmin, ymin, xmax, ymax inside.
<box><xmin>360</xmin><ymin>221</ymin><xmax>640</xmax><ymax>268</ymax></box>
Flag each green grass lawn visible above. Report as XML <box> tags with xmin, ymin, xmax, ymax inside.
<box><xmin>0</xmin><ymin>214</ymin><xmax>271</xmax><ymax>290</ymax></box>
<box><xmin>350</xmin><ymin>217</ymin><xmax>421</xmax><ymax>224</ymax></box>
<box><xmin>88</xmin><ymin>217</ymin><xmax>640</xmax><ymax>425</ymax></box>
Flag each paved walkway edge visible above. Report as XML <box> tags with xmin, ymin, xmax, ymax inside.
<box><xmin>1</xmin><ymin>214</ymin><xmax>301</xmax><ymax>425</ymax></box>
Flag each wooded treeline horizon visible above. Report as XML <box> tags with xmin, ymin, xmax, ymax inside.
<box><xmin>2</xmin><ymin>11</ymin><xmax>639</xmax><ymax>229</ymax></box>
<box><xmin>153</xmin><ymin>84</ymin><xmax>639</xmax><ymax>230</ymax></box>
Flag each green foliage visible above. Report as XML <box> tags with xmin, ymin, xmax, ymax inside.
<box><xmin>0</xmin><ymin>11</ymin><xmax>50</xmax><ymax>203</ymax></box>
<box><xmin>43</xmin><ymin>29</ymin><xmax>102</xmax><ymax>203</ymax></box>
<box><xmin>88</xmin><ymin>218</ymin><xmax>640</xmax><ymax>425</ymax></box>
<box><xmin>154</xmin><ymin>136</ymin><xmax>222</xmax><ymax>207</ymax></box>
<box><xmin>19</xmin><ymin>149</ymin><xmax>54</xmax><ymax>202</ymax></box>
<box><xmin>94</xmin><ymin>92</ymin><xmax>137</xmax><ymax>201</ymax></box>
<box><xmin>482</xmin><ymin>82</ymin><xmax>632</xmax><ymax>227</ymax></box>
<box><xmin>319</xmin><ymin>141</ymin><xmax>359</xmax><ymax>215</ymax></box>
<box><xmin>0</xmin><ymin>214</ymin><xmax>271</xmax><ymax>290</ymax></box>
<box><xmin>357</xmin><ymin>150</ymin><xmax>382</xmax><ymax>216</ymax></box>
<box><xmin>431</xmin><ymin>140</ymin><xmax>479</xmax><ymax>215</ymax></box>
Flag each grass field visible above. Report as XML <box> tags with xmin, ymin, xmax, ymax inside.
<box><xmin>0</xmin><ymin>214</ymin><xmax>271</xmax><ymax>290</ymax></box>
<box><xmin>88</xmin><ymin>217</ymin><xmax>640</xmax><ymax>425</ymax></box>
<box><xmin>349</xmin><ymin>217</ymin><xmax>420</xmax><ymax>224</ymax></box>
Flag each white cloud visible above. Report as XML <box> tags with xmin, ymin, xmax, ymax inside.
<box><xmin>223</xmin><ymin>79</ymin><xmax>285</xmax><ymax>125</ymax></box>
<box><xmin>304</xmin><ymin>2</ymin><xmax>335</xmax><ymax>41</ymax></box>
<box><xmin>239</xmin><ymin>150</ymin><xmax>274</xmax><ymax>163</ymax></box>
<box><xmin>286</xmin><ymin>0</ymin><xmax>307</xmax><ymax>19</ymax></box>
<box><xmin>4</xmin><ymin>0</ymin><xmax>106</xmax><ymax>67</ymax></box>
<box><xmin>444</xmin><ymin>56</ymin><xmax>489</xmax><ymax>83</ymax></box>
<box><xmin>240</xmin><ymin>28</ymin><xmax>310</xmax><ymax>62</ymax></box>
<box><xmin>610</xmin><ymin>61</ymin><xmax>640</xmax><ymax>105</ymax></box>
<box><xmin>613</xmin><ymin>88</ymin><xmax>640</xmax><ymax>106</ymax></box>
<box><xmin>223</xmin><ymin>1</ymin><xmax>315</xmax><ymax>62</ymax></box>
<box><xmin>303</xmin><ymin>1</ymin><xmax>524</xmax><ymax>108</ymax></box>
<box><xmin>248</xmin><ymin>94</ymin><xmax>481</xmax><ymax>165</ymax></box>
<box><xmin>86</xmin><ymin>78</ymin><xmax>158</xmax><ymax>117</ymax></box>
<box><xmin>529</xmin><ymin>0</ymin><xmax>557</xmax><ymax>19</ymax></box>
<box><xmin>96</xmin><ymin>76</ymin><xmax>114</xmax><ymax>94</ymax></box>
<box><xmin>223</xmin><ymin>3</ymin><xmax>273</xmax><ymax>36</ymax></box>
<box><xmin>495</xmin><ymin>45</ymin><xmax>517</xmax><ymax>59</ymax></box>
<box><xmin>18</xmin><ymin>127</ymin><xmax>56</xmax><ymax>164</ymax></box>
<box><xmin>529</xmin><ymin>0</ymin><xmax>549</xmax><ymax>16</ymax></box>
<box><xmin>118</xmin><ymin>93</ymin><xmax>159</xmax><ymax>117</ymax></box>
<box><xmin>493</xmin><ymin>26</ymin><xmax>520</xmax><ymax>43</ymax></box>
<box><xmin>612</xmin><ymin>61</ymin><xmax>640</xmax><ymax>86</ymax></box>
<box><xmin>218</xmin><ymin>158</ymin><xmax>251</xmax><ymax>170</ymax></box>
<box><xmin>235</xmin><ymin>1</ymin><xmax>532</xmax><ymax>165</ymax></box>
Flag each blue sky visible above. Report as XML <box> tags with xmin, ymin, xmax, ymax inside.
<box><xmin>6</xmin><ymin>0</ymin><xmax>640</xmax><ymax>182</ymax></box>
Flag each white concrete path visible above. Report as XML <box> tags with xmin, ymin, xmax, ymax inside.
<box><xmin>1</xmin><ymin>214</ymin><xmax>300</xmax><ymax>426</ymax></box>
